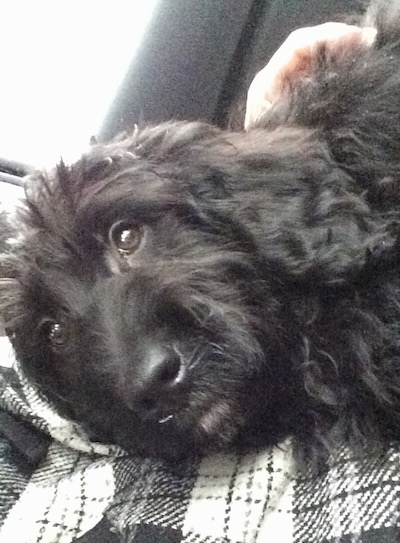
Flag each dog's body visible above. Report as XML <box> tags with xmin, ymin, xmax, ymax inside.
<box><xmin>2</xmin><ymin>0</ymin><xmax>400</xmax><ymax>462</ymax></box>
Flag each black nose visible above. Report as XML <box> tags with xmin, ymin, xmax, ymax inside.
<box><xmin>129</xmin><ymin>348</ymin><xmax>186</xmax><ymax>418</ymax></box>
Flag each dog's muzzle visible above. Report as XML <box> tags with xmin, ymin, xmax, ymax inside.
<box><xmin>118</xmin><ymin>345</ymin><xmax>188</xmax><ymax>423</ymax></box>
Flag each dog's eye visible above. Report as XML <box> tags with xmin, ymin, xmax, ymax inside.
<box><xmin>109</xmin><ymin>221</ymin><xmax>144</xmax><ymax>256</ymax></box>
<box><xmin>39</xmin><ymin>319</ymin><xmax>68</xmax><ymax>349</ymax></box>
<box><xmin>48</xmin><ymin>323</ymin><xmax>66</xmax><ymax>347</ymax></box>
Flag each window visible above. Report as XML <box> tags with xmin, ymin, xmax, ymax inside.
<box><xmin>0</xmin><ymin>1</ymin><xmax>158</xmax><ymax>167</ymax></box>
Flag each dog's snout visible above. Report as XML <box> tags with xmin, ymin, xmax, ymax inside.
<box><xmin>126</xmin><ymin>347</ymin><xmax>186</xmax><ymax>419</ymax></box>
<box><xmin>144</xmin><ymin>348</ymin><xmax>184</xmax><ymax>390</ymax></box>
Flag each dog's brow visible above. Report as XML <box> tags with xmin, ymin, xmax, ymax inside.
<box><xmin>43</xmin><ymin>273</ymin><xmax>94</xmax><ymax>319</ymax></box>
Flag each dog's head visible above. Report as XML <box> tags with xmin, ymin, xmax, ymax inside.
<box><xmin>2</xmin><ymin>122</ymin><xmax>301</xmax><ymax>458</ymax></box>
<box><xmin>6</xmin><ymin>0</ymin><xmax>399</xmax><ymax>459</ymax></box>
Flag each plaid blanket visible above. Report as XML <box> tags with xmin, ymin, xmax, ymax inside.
<box><xmin>0</xmin><ymin>338</ymin><xmax>399</xmax><ymax>543</ymax></box>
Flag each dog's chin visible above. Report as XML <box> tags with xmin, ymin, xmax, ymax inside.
<box><xmin>83</xmin><ymin>396</ymin><xmax>243</xmax><ymax>459</ymax></box>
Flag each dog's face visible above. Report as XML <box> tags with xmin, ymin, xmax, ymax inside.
<box><xmin>4</xmin><ymin>122</ymin><xmax>294</xmax><ymax>458</ymax></box>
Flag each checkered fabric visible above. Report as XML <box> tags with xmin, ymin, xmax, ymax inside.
<box><xmin>0</xmin><ymin>338</ymin><xmax>400</xmax><ymax>543</ymax></box>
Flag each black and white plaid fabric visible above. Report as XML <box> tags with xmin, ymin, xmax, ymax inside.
<box><xmin>0</xmin><ymin>337</ymin><xmax>400</xmax><ymax>543</ymax></box>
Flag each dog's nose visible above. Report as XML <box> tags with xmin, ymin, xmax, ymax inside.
<box><xmin>129</xmin><ymin>347</ymin><xmax>186</xmax><ymax>418</ymax></box>
<box><xmin>144</xmin><ymin>348</ymin><xmax>183</xmax><ymax>390</ymax></box>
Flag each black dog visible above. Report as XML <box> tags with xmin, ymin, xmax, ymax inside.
<box><xmin>2</xmin><ymin>0</ymin><xmax>400</xmax><ymax>462</ymax></box>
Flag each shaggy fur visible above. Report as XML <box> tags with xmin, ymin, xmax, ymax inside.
<box><xmin>2</xmin><ymin>0</ymin><xmax>400</xmax><ymax>463</ymax></box>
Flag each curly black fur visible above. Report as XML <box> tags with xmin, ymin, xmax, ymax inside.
<box><xmin>2</xmin><ymin>0</ymin><xmax>400</xmax><ymax>463</ymax></box>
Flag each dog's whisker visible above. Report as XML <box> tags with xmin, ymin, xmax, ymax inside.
<box><xmin>209</xmin><ymin>342</ymin><xmax>226</xmax><ymax>355</ymax></box>
<box><xmin>158</xmin><ymin>414</ymin><xmax>174</xmax><ymax>424</ymax></box>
